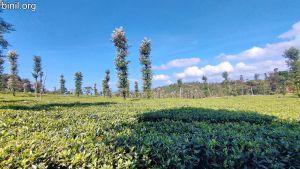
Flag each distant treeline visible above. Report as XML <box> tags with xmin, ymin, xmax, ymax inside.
<box><xmin>152</xmin><ymin>69</ymin><xmax>291</xmax><ymax>98</ymax></box>
<box><xmin>0</xmin><ymin>74</ymin><xmax>34</xmax><ymax>93</ymax></box>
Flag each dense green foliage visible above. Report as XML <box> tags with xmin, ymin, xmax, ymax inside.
<box><xmin>0</xmin><ymin>94</ymin><xmax>299</xmax><ymax>168</ymax></box>
<box><xmin>139</xmin><ymin>38</ymin><xmax>152</xmax><ymax>99</ymax></box>
<box><xmin>283</xmin><ymin>47</ymin><xmax>299</xmax><ymax>69</ymax></box>
<box><xmin>283</xmin><ymin>47</ymin><xmax>300</xmax><ymax>97</ymax></box>
<box><xmin>112</xmin><ymin>27</ymin><xmax>129</xmax><ymax>99</ymax></box>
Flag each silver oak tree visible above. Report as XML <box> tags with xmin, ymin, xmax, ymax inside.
<box><xmin>112</xmin><ymin>27</ymin><xmax>129</xmax><ymax>99</ymax></box>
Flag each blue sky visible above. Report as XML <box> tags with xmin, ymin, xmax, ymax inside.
<box><xmin>1</xmin><ymin>0</ymin><xmax>300</xmax><ymax>91</ymax></box>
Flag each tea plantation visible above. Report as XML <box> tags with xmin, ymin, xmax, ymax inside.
<box><xmin>0</xmin><ymin>94</ymin><xmax>299</xmax><ymax>168</ymax></box>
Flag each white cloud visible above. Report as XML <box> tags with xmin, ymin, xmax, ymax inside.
<box><xmin>219</xmin><ymin>21</ymin><xmax>300</xmax><ymax>61</ymax></box>
<box><xmin>182</xmin><ymin>66</ymin><xmax>204</xmax><ymax>77</ymax></box>
<box><xmin>174</xmin><ymin>61</ymin><xmax>234</xmax><ymax>78</ymax></box>
<box><xmin>153</xmin><ymin>57</ymin><xmax>201</xmax><ymax>70</ymax></box>
<box><xmin>279</xmin><ymin>22</ymin><xmax>300</xmax><ymax>39</ymax></box>
<box><xmin>153</xmin><ymin>74</ymin><xmax>170</xmax><ymax>81</ymax></box>
<box><xmin>235</xmin><ymin>62</ymin><xmax>256</xmax><ymax>72</ymax></box>
<box><xmin>234</xmin><ymin>60</ymin><xmax>286</xmax><ymax>75</ymax></box>
<box><xmin>251</xmin><ymin>60</ymin><xmax>286</xmax><ymax>73</ymax></box>
<box><xmin>227</xmin><ymin>60</ymin><xmax>286</xmax><ymax>80</ymax></box>
<box><xmin>202</xmin><ymin>61</ymin><xmax>234</xmax><ymax>75</ymax></box>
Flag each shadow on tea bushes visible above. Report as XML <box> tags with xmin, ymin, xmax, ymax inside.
<box><xmin>137</xmin><ymin>107</ymin><xmax>276</xmax><ymax>124</ymax></box>
<box><xmin>102</xmin><ymin>107</ymin><xmax>299</xmax><ymax>168</ymax></box>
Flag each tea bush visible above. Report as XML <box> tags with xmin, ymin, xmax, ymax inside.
<box><xmin>138</xmin><ymin>107</ymin><xmax>275</xmax><ymax>124</ymax></box>
<box><xmin>0</xmin><ymin>94</ymin><xmax>299</xmax><ymax>168</ymax></box>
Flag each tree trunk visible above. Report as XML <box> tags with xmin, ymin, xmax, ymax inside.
<box><xmin>179</xmin><ymin>87</ymin><xmax>182</xmax><ymax>98</ymax></box>
<box><xmin>39</xmin><ymin>86</ymin><xmax>42</xmax><ymax>100</ymax></box>
<box><xmin>35</xmin><ymin>79</ymin><xmax>38</xmax><ymax>98</ymax></box>
<box><xmin>123</xmin><ymin>91</ymin><xmax>126</xmax><ymax>99</ymax></box>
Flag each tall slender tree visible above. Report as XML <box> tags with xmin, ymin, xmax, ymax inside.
<box><xmin>0</xmin><ymin>56</ymin><xmax>4</xmax><ymax>91</ymax></box>
<box><xmin>7</xmin><ymin>51</ymin><xmax>18</xmax><ymax>96</ymax></box>
<box><xmin>177</xmin><ymin>79</ymin><xmax>183</xmax><ymax>98</ymax></box>
<box><xmin>278</xmin><ymin>71</ymin><xmax>288</xmax><ymax>96</ymax></box>
<box><xmin>264</xmin><ymin>73</ymin><xmax>271</xmax><ymax>94</ymax></box>
<box><xmin>269</xmin><ymin>68</ymin><xmax>279</xmax><ymax>93</ymax></box>
<box><xmin>94</xmin><ymin>83</ymin><xmax>98</xmax><ymax>96</ymax></box>
<box><xmin>60</xmin><ymin>74</ymin><xmax>66</xmax><ymax>94</ymax></box>
<box><xmin>0</xmin><ymin>12</ymin><xmax>14</xmax><ymax>91</ymax></box>
<box><xmin>0</xmin><ymin>11</ymin><xmax>14</xmax><ymax>52</ymax></box>
<box><xmin>240</xmin><ymin>75</ymin><xmax>244</xmax><ymax>82</ymax></box>
<box><xmin>139</xmin><ymin>38</ymin><xmax>152</xmax><ymax>98</ymax></box>
<box><xmin>239</xmin><ymin>75</ymin><xmax>245</xmax><ymax>95</ymax></box>
<box><xmin>251</xmin><ymin>73</ymin><xmax>260</xmax><ymax>95</ymax></box>
<box><xmin>202</xmin><ymin>75</ymin><xmax>209</xmax><ymax>97</ymax></box>
<box><xmin>74</xmin><ymin>72</ymin><xmax>83</xmax><ymax>97</ymax></box>
<box><xmin>32</xmin><ymin>56</ymin><xmax>42</xmax><ymax>98</ymax></box>
<box><xmin>254</xmin><ymin>73</ymin><xmax>260</xmax><ymax>81</ymax></box>
<box><xmin>222</xmin><ymin>71</ymin><xmax>230</xmax><ymax>96</ymax></box>
<box><xmin>134</xmin><ymin>81</ymin><xmax>139</xmax><ymax>98</ymax></box>
<box><xmin>112</xmin><ymin>27</ymin><xmax>129</xmax><ymax>99</ymax></box>
<box><xmin>102</xmin><ymin>69</ymin><xmax>111</xmax><ymax>97</ymax></box>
